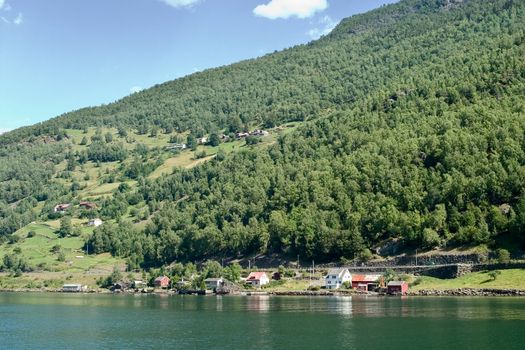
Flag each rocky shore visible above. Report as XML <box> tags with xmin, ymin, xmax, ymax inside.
<box><xmin>409</xmin><ymin>288</ymin><xmax>525</xmax><ymax>297</ymax></box>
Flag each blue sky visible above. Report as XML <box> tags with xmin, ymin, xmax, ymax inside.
<box><xmin>0</xmin><ymin>0</ymin><xmax>398</xmax><ymax>131</ymax></box>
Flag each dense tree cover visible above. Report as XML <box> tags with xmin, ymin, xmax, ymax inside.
<box><xmin>127</xmin><ymin>0</ymin><xmax>525</xmax><ymax>264</ymax></box>
<box><xmin>1</xmin><ymin>0</ymin><xmax>525</xmax><ymax>267</ymax></box>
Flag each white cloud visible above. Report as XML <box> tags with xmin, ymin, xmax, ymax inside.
<box><xmin>159</xmin><ymin>0</ymin><xmax>201</xmax><ymax>9</ymax></box>
<box><xmin>0</xmin><ymin>128</ymin><xmax>11</xmax><ymax>135</ymax></box>
<box><xmin>0</xmin><ymin>1</ymin><xmax>5</xmax><ymax>10</ymax></box>
<box><xmin>254</xmin><ymin>0</ymin><xmax>328</xmax><ymax>20</ymax></box>
<box><xmin>13</xmin><ymin>12</ymin><xmax>22</xmax><ymax>25</ymax></box>
<box><xmin>1</xmin><ymin>16</ymin><xmax>8</xmax><ymax>24</ymax></box>
<box><xmin>130</xmin><ymin>86</ymin><xmax>143</xmax><ymax>94</ymax></box>
<box><xmin>308</xmin><ymin>15</ymin><xmax>337</xmax><ymax>39</ymax></box>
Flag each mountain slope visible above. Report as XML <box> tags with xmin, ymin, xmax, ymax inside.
<box><xmin>2</xmin><ymin>0</ymin><xmax>525</xmax><ymax>270</ymax></box>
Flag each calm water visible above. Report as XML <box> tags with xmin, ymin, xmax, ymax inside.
<box><xmin>0</xmin><ymin>293</ymin><xmax>524</xmax><ymax>349</ymax></box>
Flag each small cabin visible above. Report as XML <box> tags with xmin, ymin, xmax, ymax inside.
<box><xmin>79</xmin><ymin>201</ymin><xmax>97</xmax><ymax>210</ymax></box>
<box><xmin>154</xmin><ymin>276</ymin><xmax>170</xmax><ymax>289</ymax></box>
<box><xmin>387</xmin><ymin>281</ymin><xmax>409</xmax><ymax>295</ymax></box>
<box><xmin>133</xmin><ymin>280</ymin><xmax>147</xmax><ymax>289</ymax></box>
<box><xmin>54</xmin><ymin>204</ymin><xmax>71</xmax><ymax>213</ymax></box>
<box><xmin>62</xmin><ymin>284</ymin><xmax>85</xmax><ymax>293</ymax></box>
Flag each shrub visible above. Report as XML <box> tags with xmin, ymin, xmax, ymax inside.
<box><xmin>488</xmin><ymin>270</ymin><xmax>501</xmax><ymax>281</ymax></box>
<box><xmin>496</xmin><ymin>249</ymin><xmax>511</xmax><ymax>264</ymax></box>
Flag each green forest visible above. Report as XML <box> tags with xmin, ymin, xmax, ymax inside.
<box><xmin>1</xmin><ymin>0</ymin><xmax>525</xmax><ymax>270</ymax></box>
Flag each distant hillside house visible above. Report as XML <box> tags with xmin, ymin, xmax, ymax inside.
<box><xmin>325</xmin><ymin>268</ymin><xmax>352</xmax><ymax>290</ymax></box>
<box><xmin>154</xmin><ymin>276</ymin><xmax>170</xmax><ymax>289</ymax></box>
<box><xmin>235</xmin><ymin>132</ymin><xmax>250</xmax><ymax>139</ymax></box>
<box><xmin>246</xmin><ymin>272</ymin><xmax>270</xmax><ymax>288</ymax></box>
<box><xmin>88</xmin><ymin>218</ymin><xmax>103</xmax><ymax>227</ymax></box>
<box><xmin>54</xmin><ymin>204</ymin><xmax>71</xmax><ymax>213</ymax></box>
<box><xmin>204</xmin><ymin>278</ymin><xmax>224</xmax><ymax>291</ymax></box>
<box><xmin>197</xmin><ymin>137</ymin><xmax>208</xmax><ymax>145</ymax></box>
<box><xmin>79</xmin><ymin>201</ymin><xmax>97</xmax><ymax>210</ymax></box>
<box><xmin>250</xmin><ymin>129</ymin><xmax>269</xmax><ymax>137</ymax></box>
<box><xmin>351</xmin><ymin>274</ymin><xmax>383</xmax><ymax>291</ymax></box>
<box><xmin>167</xmin><ymin>143</ymin><xmax>187</xmax><ymax>150</ymax></box>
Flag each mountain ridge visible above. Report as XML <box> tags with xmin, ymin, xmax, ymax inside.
<box><xmin>1</xmin><ymin>0</ymin><xmax>525</xmax><ymax>271</ymax></box>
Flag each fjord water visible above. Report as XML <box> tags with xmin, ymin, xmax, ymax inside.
<box><xmin>1</xmin><ymin>294</ymin><xmax>524</xmax><ymax>349</ymax></box>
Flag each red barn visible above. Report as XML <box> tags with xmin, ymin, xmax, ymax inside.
<box><xmin>352</xmin><ymin>274</ymin><xmax>383</xmax><ymax>291</ymax></box>
<box><xmin>387</xmin><ymin>281</ymin><xmax>409</xmax><ymax>295</ymax></box>
<box><xmin>154</xmin><ymin>276</ymin><xmax>170</xmax><ymax>289</ymax></box>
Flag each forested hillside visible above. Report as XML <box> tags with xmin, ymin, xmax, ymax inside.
<box><xmin>1</xmin><ymin>0</ymin><xmax>525</xmax><ymax>270</ymax></box>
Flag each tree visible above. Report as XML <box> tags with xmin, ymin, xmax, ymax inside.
<box><xmin>488</xmin><ymin>270</ymin><xmax>501</xmax><ymax>281</ymax></box>
<box><xmin>202</xmin><ymin>260</ymin><xmax>222</xmax><ymax>279</ymax></box>
<box><xmin>58</xmin><ymin>216</ymin><xmax>72</xmax><ymax>238</ymax></box>
<box><xmin>496</xmin><ymin>249</ymin><xmax>510</xmax><ymax>264</ymax></box>
<box><xmin>187</xmin><ymin>134</ymin><xmax>197</xmax><ymax>151</ymax></box>
<box><xmin>208</xmin><ymin>133</ymin><xmax>220</xmax><ymax>147</ymax></box>
<box><xmin>223</xmin><ymin>262</ymin><xmax>241</xmax><ymax>282</ymax></box>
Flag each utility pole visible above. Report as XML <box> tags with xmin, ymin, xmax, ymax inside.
<box><xmin>415</xmin><ymin>249</ymin><xmax>418</xmax><ymax>266</ymax></box>
<box><xmin>297</xmin><ymin>254</ymin><xmax>300</xmax><ymax>269</ymax></box>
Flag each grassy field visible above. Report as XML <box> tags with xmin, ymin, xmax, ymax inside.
<box><xmin>411</xmin><ymin>269</ymin><xmax>525</xmax><ymax>291</ymax></box>
<box><xmin>0</xmin><ymin>222</ymin><xmax>124</xmax><ymax>274</ymax></box>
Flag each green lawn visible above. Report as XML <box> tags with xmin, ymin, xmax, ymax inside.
<box><xmin>412</xmin><ymin>269</ymin><xmax>525</xmax><ymax>291</ymax></box>
<box><xmin>1</xmin><ymin>222</ymin><xmax>123</xmax><ymax>273</ymax></box>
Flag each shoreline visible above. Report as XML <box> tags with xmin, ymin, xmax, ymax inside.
<box><xmin>2</xmin><ymin>288</ymin><xmax>525</xmax><ymax>297</ymax></box>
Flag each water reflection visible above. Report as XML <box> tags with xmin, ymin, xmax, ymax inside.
<box><xmin>1</xmin><ymin>293</ymin><xmax>525</xmax><ymax>350</ymax></box>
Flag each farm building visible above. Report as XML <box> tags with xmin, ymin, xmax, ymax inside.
<box><xmin>79</xmin><ymin>201</ymin><xmax>97</xmax><ymax>210</ymax></box>
<box><xmin>351</xmin><ymin>274</ymin><xmax>383</xmax><ymax>291</ymax></box>
<box><xmin>324</xmin><ymin>268</ymin><xmax>352</xmax><ymax>290</ymax></box>
<box><xmin>54</xmin><ymin>204</ymin><xmax>71</xmax><ymax>213</ymax></box>
<box><xmin>387</xmin><ymin>281</ymin><xmax>409</xmax><ymax>295</ymax></box>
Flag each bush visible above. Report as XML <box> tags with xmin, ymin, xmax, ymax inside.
<box><xmin>488</xmin><ymin>270</ymin><xmax>501</xmax><ymax>281</ymax></box>
<box><xmin>496</xmin><ymin>249</ymin><xmax>511</xmax><ymax>264</ymax></box>
<box><xmin>27</xmin><ymin>231</ymin><xmax>36</xmax><ymax>238</ymax></box>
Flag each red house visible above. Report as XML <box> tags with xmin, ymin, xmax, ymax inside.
<box><xmin>352</xmin><ymin>274</ymin><xmax>383</xmax><ymax>291</ymax></box>
<box><xmin>154</xmin><ymin>276</ymin><xmax>170</xmax><ymax>289</ymax></box>
<box><xmin>387</xmin><ymin>281</ymin><xmax>409</xmax><ymax>295</ymax></box>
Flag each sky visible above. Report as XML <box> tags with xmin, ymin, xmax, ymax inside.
<box><xmin>0</xmin><ymin>0</ymin><xmax>398</xmax><ymax>132</ymax></box>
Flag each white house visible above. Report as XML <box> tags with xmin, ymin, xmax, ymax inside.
<box><xmin>245</xmin><ymin>272</ymin><xmax>270</xmax><ymax>288</ymax></box>
<box><xmin>325</xmin><ymin>268</ymin><xmax>352</xmax><ymax>290</ymax></box>
<box><xmin>88</xmin><ymin>218</ymin><xmax>103</xmax><ymax>227</ymax></box>
<box><xmin>204</xmin><ymin>278</ymin><xmax>224</xmax><ymax>291</ymax></box>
